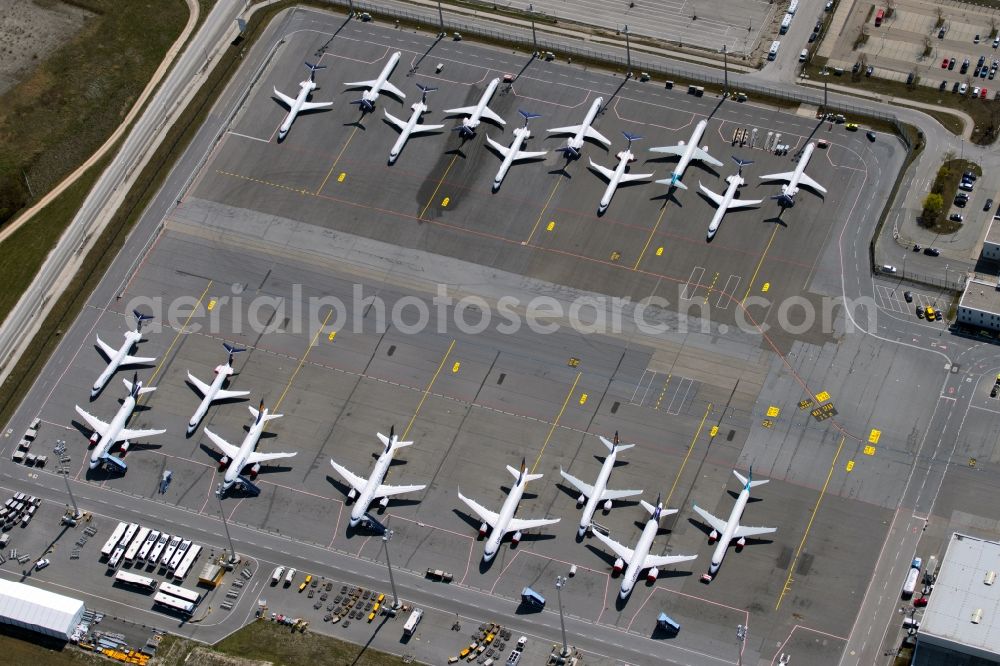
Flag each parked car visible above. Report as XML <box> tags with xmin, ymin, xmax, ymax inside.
<box><xmin>882</xmin><ymin>264</ymin><xmax>898</xmax><ymax>273</ymax></box>
<box><xmin>975</xmin><ymin>34</ymin><xmax>981</xmax><ymax>44</ymax></box>
<box><xmin>917</xmin><ymin>306</ymin><xmax>925</xmax><ymax>318</ymax></box>
<box><xmin>959</xmin><ymin>180</ymin><xmax>974</xmax><ymax>192</ymax></box>
<box><xmin>959</xmin><ymin>82</ymin><xmax>969</xmax><ymax>94</ymax></box>
<box><xmin>814</xmin><ymin>19</ymin><xmax>823</xmax><ymax>32</ymax></box>
<box><xmin>939</xmin><ymin>27</ymin><xmax>947</xmax><ymax>39</ymax></box>
<box><xmin>953</xmin><ymin>81</ymin><xmax>961</xmax><ymax>93</ymax></box>
<box><xmin>907</xmin><ymin>72</ymin><xmax>915</xmax><ymax>85</ymax></box>
<box><xmin>35</xmin><ymin>559</ymin><xmax>50</xmax><ymax>571</ymax></box>
<box><xmin>979</xmin><ymin>55</ymin><xmax>986</xmax><ymax>67</ymax></box>
<box><xmin>986</xmin><ymin>198</ymin><xmax>994</xmax><ymax>211</ymax></box>
<box><xmin>954</xmin><ymin>196</ymin><xmax>967</xmax><ymax>207</ymax></box>
<box><xmin>846</xmin><ymin>122</ymin><xmax>859</xmax><ymax>130</ymax></box>
<box><xmin>924</xmin><ymin>247</ymin><xmax>941</xmax><ymax>257</ymax></box>
<box><xmin>982</xmin><ymin>87</ymin><xmax>989</xmax><ymax>98</ymax></box>
<box><xmin>866</xmin><ymin>64</ymin><xmax>874</xmax><ymax>76</ymax></box>
<box><xmin>975</xmin><ymin>65</ymin><xmax>982</xmax><ymax>78</ymax></box>
<box><xmin>852</xmin><ymin>62</ymin><xmax>860</xmax><ymax>74</ymax></box>
<box><xmin>808</xmin><ymin>31</ymin><xmax>817</xmax><ymax>43</ymax></box>
<box><xmin>973</xmin><ymin>86</ymin><xmax>982</xmax><ymax>97</ymax></box>
<box><xmin>904</xmin><ymin>291</ymin><xmax>913</xmax><ymax>303</ymax></box>
<box><xmin>949</xmin><ymin>213</ymin><xmax>964</xmax><ymax>222</ymax></box>
<box><xmin>949</xmin><ymin>57</ymin><xmax>956</xmax><ymax>70</ymax></box>
<box><xmin>964</xmin><ymin>171</ymin><xmax>977</xmax><ymax>181</ymax></box>
<box><xmin>866</xmin><ymin>130</ymin><xmax>877</xmax><ymax>141</ymax></box>
<box><xmin>941</xmin><ymin>57</ymin><xmax>949</xmax><ymax>69</ymax></box>
<box><xmin>914</xmin><ymin>596</ymin><xmax>929</xmax><ymax>607</ymax></box>
<box><xmin>994</xmin><ymin>36</ymin><xmax>1000</xmax><ymax>48</ymax></box>
<box><xmin>961</xmin><ymin>59</ymin><xmax>970</xmax><ymax>74</ymax></box>
<box><xmin>940</xmin><ymin>80</ymin><xmax>948</xmax><ymax>90</ymax></box>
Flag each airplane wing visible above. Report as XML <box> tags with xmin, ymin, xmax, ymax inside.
<box><xmin>215</xmin><ymin>388</ymin><xmax>250</xmax><ymax>399</ymax></box>
<box><xmin>734</xmin><ymin>524</ymin><xmax>777</xmax><ymax>539</ymax></box>
<box><xmin>648</xmin><ymin>144</ymin><xmax>686</xmax><ymax>157</ymax></box>
<box><xmin>692</xmin><ymin>504</ymin><xmax>728</xmax><ymax>534</ymax></box>
<box><xmin>759</xmin><ymin>171</ymin><xmax>794</xmax><ymax>183</ymax></box>
<box><xmin>329</xmin><ymin>460</ymin><xmax>368</xmax><ymax>495</ymax></box>
<box><xmin>246</xmin><ymin>450</ymin><xmax>297</xmax><ymax>465</ymax></box>
<box><xmin>373</xmin><ymin>482</ymin><xmax>426</xmax><ymax>499</ymax></box>
<box><xmin>486</xmin><ymin>135</ymin><xmax>512</xmax><ymax>158</ymax></box>
<box><xmin>299</xmin><ymin>100</ymin><xmax>333</xmax><ymax>111</ymax></box>
<box><xmin>698</xmin><ymin>183</ymin><xmax>725</xmax><ymax>207</ymax></box>
<box><xmin>588</xmin><ymin>159</ymin><xmax>616</xmax><ymax>181</ymax></box>
<box><xmin>382</xmin><ymin>80</ymin><xmax>405</xmax><ymax>99</ymax></box>
<box><xmin>444</xmin><ymin>105</ymin><xmax>478</xmax><ymax>116</ymax></box>
<box><xmin>95</xmin><ymin>335</ymin><xmax>117</xmax><ymax>360</ymax></box>
<box><xmin>203</xmin><ymin>428</ymin><xmax>241</xmax><ymax>460</ymax></box>
<box><xmin>343</xmin><ymin>78</ymin><xmax>378</xmax><ymax>90</ymax></box>
<box><xmin>410</xmin><ymin>121</ymin><xmax>444</xmax><ymax>134</ymax></box>
<box><xmin>558</xmin><ymin>468</ymin><xmax>595</xmax><ymax>499</ymax></box>
<box><xmin>641</xmin><ymin>552</ymin><xmax>698</xmax><ymax>569</ymax></box>
<box><xmin>512</xmin><ymin>148</ymin><xmax>548</xmax><ymax>161</ymax></box>
<box><xmin>122</xmin><ymin>354</ymin><xmax>156</xmax><ymax>365</ymax></box>
<box><xmin>600</xmin><ymin>487</ymin><xmax>644</xmax><ymax>502</ymax></box>
<box><xmin>619</xmin><ymin>171</ymin><xmax>655</xmax><ymax>183</ymax></box>
<box><xmin>547</xmin><ymin>124</ymin><xmax>582</xmax><ymax>136</ymax></box>
<box><xmin>74</xmin><ymin>405</ymin><xmax>110</xmax><ymax>438</ymax></box>
<box><xmin>591</xmin><ymin>527</ymin><xmax>635</xmax><ymax>565</ymax></box>
<box><xmin>481</xmin><ymin>106</ymin><xmax>506</xmax><ymax>126</ymax></box>
<box><xmin>273</xmin><ymin>88</ymin><xmax>297</xmax><ymax>108</ymax></box>
<box><xmin>384</xmin><ymin>110</ymin><xmax>408</xmax><ymax>131</ymax></box>
<box><xmin>507</xmin><ymin>516</ymin><xmax>561</xmax><ymax>532</ymax></box>
<box><xmin>585</xmin><ymin>126</ymin><xmax>612</xmax><ymax>146</ymax></box>
<box><xmin>798</xmin><ymin>172</ymin><xmax>827</xmax><ymax>194</ymax></box>
<box><xmin>726</xmin><ymin>197</ymin><xmax>764</xmax><ymax>210</ymax></box>
<box><xmin>457</xmin><ymin>489</ymin><xmax>500</xmax><ymax>529</ymax></box>
<box><xmin>187</xmin><ymin>372</ymin><xmax>211</xmax><ymax>397</ymax></box>
<box><xmin>120</xmin><ymin>427</ymin><xmax>166</xmax><ymax>441</ymax></box>
<box><xmin>692</xmin><ymin>147</ymin><xmax>723</xmax><ymax>166</ymax></box>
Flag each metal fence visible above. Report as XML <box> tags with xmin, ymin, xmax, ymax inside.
<box><xmin>875</xmin><ymin>266</ymin><xmax>967</xmax><ymax>293</ymax></box>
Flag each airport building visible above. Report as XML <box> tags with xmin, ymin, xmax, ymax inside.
<box><xmin>0</xmin><ymin>578</ymin><xmax>85</xmax><ymax>641</ymax></box>
<box><xmin>915</xmin><ymin>533</ymin><xmax>1000</xmax><ymax>665</ymax></box>
<box><xmin>982</xmin><ymin>218</ymin><xmax>1000</xmax><ymax>262</ymax></box>
<box><xmin>956</xmin><ymin>276</ymin><xmax>1000</xmax><ymax>332</ymax></box>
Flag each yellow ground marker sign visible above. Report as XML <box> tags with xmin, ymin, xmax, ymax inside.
<box><xmin>655</xmin><ymin>246</ymin><xmax>664</xmax><ymax>256</ymax></box>
<box><xmin>546</xmin><ymin>221</ymin><xmax>555</xmax><ymax>231</ymax></box>
<box><xmin>846</xmin><ymin>460</ymin><xmax>855</xmax><ymax>472</ymax></box>
<box><xmin>207</xmin><ymin>299</ymin><xmax>217</xmax><ymax>311</ymax></box>
<box><xmin>864</xmin><ymin>445</ymin><xmax>876</xmax><ymax>456</ymax></box>
<box><xmin>579</xmin><ymin>393</ymin><xmax>588</xmax><ymax>405</ymax></box>
<box><xmin>337</xmin><ymin>172</ymin><xmax>346</xmax><ymax>183</ymax></box>
<box><xmin>709</xmin><ymin>425</ymin><xmax>719</xmax><ymax>438</ymax></box>
<box><xmin>815</xmin><ymin>391</ymin><xmax>831</xmax><ymax>403</ymax></box>
<box><xmin>868</xmin><ymin>429</ymin><xmax>881</xmax><ymax>444</ymax></box>
<box><xmin>327</xmin><ymin>331</ymin><xmax>336</xmax><ymax>341</ymax></box>
<box><xmin>452</xmin><ymin>362</ymin><xmax>461</xmax><ymax>373</ymax></box>
<box><xmin>767</xmin><ymin>405</ymin><xmax>780</xmax><ymax>418</ymax></box>
<box><xmin>762</xmin><ymin>282</ymin><xmax>770</xmax><ymax>292</ymax></box>
<box><xmin>441</xmin><ymin>196</ymin><xmax>450</xmax><ymax>207</ymax></box>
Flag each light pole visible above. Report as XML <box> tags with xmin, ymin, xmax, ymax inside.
<box><xmin>216</xmin><ymin>484</ymin><xmax>238</xmax><ymax>566</ymax></box>
<box><xmin>437</xmin><ymin>1</ymin><xmax>445</xmax><ymax>37</ymax></box>
<box><xmin>555</xmin><ymin>575</ymin><xmax>569</xmax><ymax>657</ymax></box>
<box><xmin>624</xmin><ymin>25</ymin><xmax>632</xmax><ymax>77</ymax></box>
<box><xmin>54</xmin><ymin>440</ymin><xmax>80</xmax><ymax>519</ymax></box>
<box><xmin>722</xmin><ymin>44</ymin><xmax>729</xmax><ymax>95</ymax></box>
<box><xmin>383</xmin><ymin>528</ymin><xmax>401</xmax><ymax>609</ymax></box>
<box><xmin>736</xmin><ymin>624</ymin><xmax>747</xmax><ymax>666</ymax></box>
<box><xmin>528</xmin><ymin>4</ymin><xmax>537</xmax><ymax>53</ymax></box>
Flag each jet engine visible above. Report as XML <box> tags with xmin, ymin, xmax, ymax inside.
<box><xmin>577</xmin><ymin>493</ymin><xmax>586</xmax><ymax>506</ymax></box>
<box><xmin>613</xmin><ymin>558</ymin><xmax>624</xmax><ymax>575</ymax></box>
<box><xmin>347</xmin><ymin>488</ymin><xmax>357</xmax><ymax>500</ymax></box>
<box><xmin>120</xmin><ymin>440</ymin><xmax>130</xmax><ymax>455</ymax></box>
<box><xmin>603</xmin><ymin>498</ymin><xmax>613</xmax><ymax>512</ymax></box>
<box><xmin>249</xmin><ymin>462</ymin><xmax>260</xmax><ymax>479</ymax></box>
<box><xmin>512</xmin><ymin>531</ymin><xmax>522</xmax><ymax>545</ymax></box>
<box><xmin>379</xmin><ymin>496</ymin><xmax>390</xmax><ymax>508</ymax></box>
<box><xmin>709</xmin><ymin>529</ymin><xmax>718</xmax><ymax>543</ymax></box>
<box><xmin>88</xmin><ymin>433</ymin><xmax>100</xmax><ymax>448</ymax></box>
<box><xmin>736</xmin><ymin>536</ymin><xmax>746</xmax><ymax>549</ymax></box>
<box><xmin>478</xmin><ymin>522</ymin><xmax>488</xmax><ymax>537</ymax></box>
<box><xmin>647</xmin><ymin>567</ymin><xmax>659</xmax><ymax>582</ymax></box>
<box><xmin>219</xmin><ymin>455</ymin><xmax>229</xmax><ymax>470</ymax></box>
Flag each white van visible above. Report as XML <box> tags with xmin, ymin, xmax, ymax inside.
<box><xmin>780</xmin><ymin>13</ymin><xmax>792</xmax><ymax>34</ymax></box>
<box><xmin>768</xmin><ymin>41</ymin><xmax>781</xmax><ymax>61</ymax></box>
<box><xmin>284</xmin><ymin>567</ymin><xmax>296</xmax><ymax>586</ymax></box>
<box><xmin>788</xmin><ymin>0</ymin><xmax>799</xmax><ymax>14</ymax></box>
<box><xmin>799</xmin><ymin>48</ymin><xmax>809</xmax><ymax>63</ymax></box>
<box><xmin>272</xmin><ymin>566</ymin><xmax>285</xmax><ymax>584</ymax></box>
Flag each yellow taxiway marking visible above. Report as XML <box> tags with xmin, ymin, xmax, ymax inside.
<box><xmin>316</xmin><ymin>126</ymin><xmax>359</xmax><ymax>194</ymax></box>
<box><xmin>530</xmin><ymin>372</ymin><xmax>582</xmax><ymax>474</ymax></box>
<box><xmin>776</xmin><ymin>435</ymin><xmax>846</xmax><ymax>610</ymax></box>
<box><xmin>272</xmin><ymin>309</ymin><xmax>335</xmax><ymax>414</ymax></box>
<box><xmin>664</xmin><ymin>403</ymin><xmax>713</xmax><ymax>506</ymax></box>
<box><xmin>144</xmin><ymin>281</ymin><xmax>213</xmax><ymax>392</ymax></box>
<box><xmin>419</xmin><ymin>154</ymin><xmax>459</xmax><ymax>220</ymax></box>
<box><xmin>633</xmin><ymin>205</ymin><xmax>669</xmax><ymax>270</ymax></box>
<box><xmin>401</xmin><ymin>340</ymin><xmax>457</xmax><ymax>440</ymax></box>
<box><xmin>868</xmin><ymin>428</ymin><xmax>881</xmax><ymax>444</ymax></box>
<box><xmin>525</xmin><ymin>178</ymin><xmax>564</xmax><ymax>245</ymax></box>
<box><xmin>741</xmin><ymin>225</ymin><xmax>779</xmax><ymax>304</ymax></box>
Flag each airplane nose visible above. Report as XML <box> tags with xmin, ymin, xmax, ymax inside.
<box><xmin>483</xmin><ymin>549</ymin><xmax>495</xmax><ymax>562</ymax></box>
<box><xmin>710</xmin><ymin>562</ymin><xmax>720</xmax><ymax>574</ymax></box>
<box><xmin>577</xmin><ymin>526</ymin><xmax>587</xmax><ymax>538</ymax></box>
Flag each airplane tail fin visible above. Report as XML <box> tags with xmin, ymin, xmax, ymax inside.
<box><xmin>223</xmin><ymin>342</ymin><xmax>246</xmax><ymax>365</ymax></box>
<box><xmin>557</xmin><ymin>146</ymin><xmax>580</xmax><ymax>159</ymax></box>
<box><xmin>305</xmin><ymin>61</ymin><xmax>326</xmax><ymax>81</ymax></box>
<box><xmin>249</xmin><ymin>400</ymin><xmax>282</xmax><ymax>424</ymax></box>
<box><xmin>622</xmin><ymin>131</ymin><xmax>643</xmax><ymax>145</ymax></box>
<box><xmin>416</xmin><ymin>83</ymin><xmax>438</xmax><ymax>101</ymax></box>
<box><xmin>518</xmin><ymin>109</ymin><xmax>542</xmax><ymax>125</ymax></box>
<box><xmin>133</xmin><ymin>309</ymin><xmax>154</xmax><ymax>330</ymax></box>
<box><xmin>351</xmin><ymin>99</ymin><xmax>375</xmax><ymax>113</ymax></box>
<box><xmin>771</xmin><ymin>193</ymin><xmax>794</xmax><ymax>207</ymax></box>
<box><xmin>599</xmin><ymin>431</ymin><xmax>636</xmax><ymax>453</ymax></box>
<box><xmin>734</xmin><ymin>468</ymin><xmax>769</xmax><ymax>489</ymax></box>
<box><xmin>123</xmin><ymin>373</ymin><xmax>156</xmax><ymax>397</ymax></box>
<box><xmin>732</xmin><ymin>155</ymin><xmax>754</xmax><ymax>170</ymax></box>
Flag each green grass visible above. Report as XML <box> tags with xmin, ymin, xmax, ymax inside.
<box><xmin>918</xmin><ymin>158</ymin><xmax>981</xmax><ymax>233</ymax></box>
<box><xmin>0</xmin><ymin>0</ymin><xmax>189</xmax><ymax>230</ymax></box>
<box><xmin>0</xmin><ymin>631</ymin><xmax>109</xmax><ymax>666</ymax></box>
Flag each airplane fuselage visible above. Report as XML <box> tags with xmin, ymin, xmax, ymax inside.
<box><xmin>460</xmin><ymin>78</ymin><xmax>501</xmax><ymax>135</ymax></box>
<box><xmin>483</xmin><ymin>478</ymin><xmax>527</xmax><ymax>561</ymax></box>
<box><xmin>577</xmin><ymin>448</ymin><xmax>620</xmax><ymax>537</ymax></box>
<box><xmin>566</xmin><ymin>97</ymin><xmax>603</xmax><ymax>152</ymax></box>
<box><xmin>278</xmin><ymin>79</ymin><xmax>317</xmax><ymax>140</ymax></box>
<box><xmin>348</xmin><ymin>448</ymin><xmax>395</xmax><ymax>527</ymax></box>
<box><xmin>779</xmin><ymin>142</ymin><xmax>816</xmax><ymax>201</ymax></box>
<box><xmin>493</xmin><ymin>127</ymin><xmax>531</xmax><ymax>188</ymax></box>
<box><xmin>619</xmin><ymin>517</ymin><xmax>659</xmax><ymax>598</ymax></box>
<box><xmin>707</xmin><ymin>176</ymin><xmax>744</xmax><ymax>240</ymax></box>
<box><xmin>89</xmin><ymin>394</ymin><xmax>138</xmax><ymax>469</ymax></box>
<box><xmin>670</xmin><ymin>119</ymin><xmax>708</xmax><ymax>185</ymax></box>
<box><xmin>389</xmin><ymin>102</ymin><xmax>430</xmax><ymax>163</ymax></box>
<box><xmin>92</xmin><ymin>331</ymin><xmax>141</xmax><ymax>397</ymax></box>
<box><xmin>599</xmin><ymin>149</ymin><xmax>636</xmax><ymax>214</ymax></box>
<box><xmin>187</xmin><ymin>362</ymin><xmax>235</xmax><ymax>434</ymax></box>
<box><xmin>222</xmin><ymin>418</ymin><xmax>267</xmax><ymax>490</ymax></box>
<box><xmin>709</xmin><ymin>487</ymin><xmax>751</xmax><ymax>574</ymax></box>
<box><xmin>360</xmin><ymin>51</ymin><xmax>401</xmax><ymax>109</ymax></box>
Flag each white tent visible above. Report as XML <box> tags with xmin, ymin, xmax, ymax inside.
<box><xmin>0</xmin><ymin>578</ymin><xmax>84</xmax><ymax>640</ymax></box>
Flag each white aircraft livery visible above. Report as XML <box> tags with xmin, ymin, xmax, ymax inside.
<box><xmin>486</xmin><ymin>109</ymin><xmax>548</xmax><ymax>190</ymax></box>
<box><xmin>592</xmin><ymin>494</ymin><xmax>697</xmax><ymax>599</ymax></box>
<box><xmin>75</xmin><ymin>374</ymin><xmax>166</xmax><ymax>472</ymax></box>
<box><xmin>692</xmin><ymin>468</ymin><xmax>776</xmax><ymax>581</ymax></box>
<box><xmin>273</xmin><ymin>62</ymin><xmax>333</xmax><ymax>141</ymax></box>
<box><xmin>699</xmin><ymin>156</ymin><xmax>764</xmax><ymax>240</ymax></box>
<box><xmin>91</xmin><ymin>310</ymin><xmax>155</xmax><ymax>398</ymax></box>
<box><xmin>186</xmin><ymin>343</ymin><xmax>250</xmax><ymax>435</ymax></box>
<box><xmin>589</xmin><ymin>131</ymin><xmax>654</xmax><ymax>214</ymax></box>
<box><xmin>344</xmin><ymin>51</ymin><xmax>405</xmax><ymax>113</ymax></box>
<box><xmin>330</xmin><ymin>426</ymin><xmax>427</xmax><ymax>528</ymax></box>
<box><xmin>445</xmin><ymin>77</ymin><xmax>504</xmax><ymax>138</ymax></box>
<box><xmin>559</xmin><ymin>432</ymin><xmax>643</xmax><ymax>537</ymax></box>
<box><xmin>547</xmin><ymin>97</ymin><xmax>610</xmax><ymax>158</ymax></box>
<box><xmin>385</xmin><ymin>83</ymin><xmax>444</xmax><ymax>164</ymax></box>
<box><xmin>204</xmin><ymin>400</ymin><xmax>297</xmax><ymax>496</ymax></box>
<box><xmin>759</xmin><ymin>142</ymin><xmax>826</xmax><ymax>206</ymax></box>
<box><xmin>458</xmin><ymin>458</ymin><xmax>560</xmax><ymax>562</ymax></box>
<box><xmin>649</xmin><ymin>119</ymin><xmax>723</xmax><ymax>190</ymax></box>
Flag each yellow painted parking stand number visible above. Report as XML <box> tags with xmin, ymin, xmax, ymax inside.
<box><xmin>864</xmin><ymin>445</ymin><xmax>876</xmax><ymax>456</ymax></box>
<box><xmin>452</xmin><ymin>362</ymin><xmax>461</xmax><ymax>373</ymax></box>
<box><xmin>815</xmin><ymin>391</ymin><xmax>831</xmax><ymax>403</ymax></box>
<box><xmin>709</xmin><ymin>425</ymin><xmax>719</xmax><ymax>438</ymax></box>
<box><xmin>762</xmin><ymin>282</ymin><xmax>770</xmax><ymax>293</ymax></box>
<box><xmin>767</xmin><ymin>405</ymin><xmax>780</xmax><ymax>418</ymax></box>
<box><xmin>868</xmin><ymin>429</ymin><xmax>881</xmax><ymax>444</ymax></box>
<box><xmin>579</xmin><ymin>393</ymin><xmax>588</xmax><ymax>405</ymax></box>
<box><xmin>337</xmin><ymin>172</ymin><xmax>346</xmax><ymax>183</ymax></box>
<box><xmin>207</xmin><ymin>298</ymin><xmax>217</xmax><ymax>311</ymax></box>
<box><xmin>655</xmin><ymin>246</ymin><xmax>664</xmax><ymax>256</ymax></box>
<box><xmin>327</xmin><ymin>331</ymin><xmax>337</xmax><ymax>342</ymax></box>
<box><xmin>441</xmin><ymin>196</ymin><xmax>450</xmax><ymax>207</ymax></box>
<box><xmin>546</xmin><ymin>220</ymin><xmax>556</xmax><ymax>232</ymax></box>
<box><xmin>846</xmin><ymin>460</ymin><xmax>855</xmax><ymax>472</ymax></box>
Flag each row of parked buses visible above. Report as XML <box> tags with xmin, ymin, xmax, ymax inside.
<box><xmin>101</xmin><ymin>520</ymin><xmax>202</xmax><ymax>580</ymax></box>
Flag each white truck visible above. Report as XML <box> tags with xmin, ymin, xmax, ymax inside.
<box><xmin>272</xmin><ymin>566</ymin><xmax>285</xmax><ymax>585</ymax></box>
<box><xmin>403</xmin><ymin>608</ymin><xmax>423</xmax><ymax>636</ymax></box>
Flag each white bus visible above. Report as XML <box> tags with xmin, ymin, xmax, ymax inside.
<box><xmin>100</xmin><ymin>522</ymin><xmax>128</xmax><ymax>559</ymax></box>
<box><xmin>124</xmin><ymin>527</ymin><xmax>150</xmax><ymax>564</ymax></box>
<box><xmin>158</xmin><ymin>581</ymin><xmax>201</xmax><ymax>605</ymax></box>
<box><xmin>148</xmin><ymin>533</ymin><xmax>170</xmax><ymax>564</ymax></box>
<box><xmin>137</xmin><ymin>530</ymin><xmax>160</xmax><ymax>561</ymax></box>
<box><xmin>780</xmin><ymin>13</ymin><xmax>792</xmax><ymax>34</ymax></box>
<box><xmin>788</xmin><ymin>0</ymin><xmax>799</xmax><ymax>14</ymax></box>
<box><xmin>118</xmin><ymin>523</ymin><xmax>139</xmax><ymax>553</ymax></box>
<box><xmin>768</xmin><ymin>40</ymin><xmax>781</xmax><ymax>61</ymax></box>
<box><xmin>159</xmin><ymin>536</ymin><xmax>182</xmax><ymax>567</ymax></box>
<box><xmin>168</xmin><ymin>539</ymin><xmax>192</xmax><ymax>571</ymax></box>
<box><xmin>403</xmin><ymin>608</ymin><xmax>423</xmax><ymax>636</ymax></box>
<box><xmin>172</xmin><ymin>544</ymin><xmax>201</xmax><ymax>581</ymax></box>
<box><xmin>114</xmin><ymin>570</ymin><xmax>156</xmax><ymax>593</ymax></box>
<box><xmin>107</xmin><ymin>546</ymin><xmax>126</xmax><ymax>570</ymax></box>
<box><xmin>153</xmin><ymin>591</ymin><xmax>194</xmax><ymax>615</ymax></box>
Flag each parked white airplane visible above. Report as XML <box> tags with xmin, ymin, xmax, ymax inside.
<box><xmin>75</xmin><ymin>374</ymin><xmax>165</xmax><ymax>471</ymax></box>
<box><xmin>759</xmin><ymin>142</ymin><xmax>826</xmax><ymax>206</ymax></box>
<box><xmin>344</xmin><ymin>51</ymin><xmax>404</xmax><ymax>113</ymax></box>
<box><xmin>692</xmin><ymin>468</ymin><xmax>776</xmax><ymax>581</ymax></box>
<box><xmin>458</xmin><ymin>458</ymin><xmax>560</xmax><ymax>562</ymax></box>
<box><xmin>589</xmin><ymin>132</ymin><xmax>654</xmax><ymax>214</ymax></box>
<box><xmin>649</xmin><ymin>119</ymin><xmax>723</xmax><ymax>191</ymax></box>
<box><xmin>330</xmin><ymin>426</ymin><xmax>427</xmax><ymax>528</ymax></box>
<box><xmin>445</xmin><ymin>77</ymin><xmax>504</xmax><ymax>139</ymax></box>
<box><xmin>559</xmin><ymin>432</ymin><xmax>643</xmax><ymax>537</ymax></box>
<box><xmin>592</xmin><ymin>494</ymin><xmax>697</xmax><ymax>599</ymax></box>
<box><xmin>385</xmin><ymin>83</ymin><xmax>444</xmax><ymax>164</ymax></box>
<box><xmin>547</xmin><ymin>97</ymin><xmax>610</xmax><ymax>158</ymax></box>
<box><xmin>486</xmin><ymin>109</ymin><xmax>547</xmax><ymax>190</ymax></box>
<box><xmin>699</xmin><ymin>156</ymin><xmax>764</xmax><ymax>241</ymax></box>
<box><xmin>273</xmin><ymin>62</ymin><xmax>333</xmax><ymax>141</ymax></box>
<box><xmin>92</xmin><ymin>309</ymin><xmax>155</xmax><ymax>398</ymax></box>
<box><xmin>186</xmin><ymin>343</ymin><xmax>250</xmax><ymax>435</ymax></box>
<box><xmin>204</xmin><ymin>400</ymin><xmax>297</xmax><ymax>496</ymax></box>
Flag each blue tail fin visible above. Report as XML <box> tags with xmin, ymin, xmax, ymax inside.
<box><xmin>623</xmin><ymin>131</ymin><xmax>643</xmax><ymax>144</ymax></box>
<box><xmin>305</xmin><ymin>61</ymin><xmax>326</xmax><ymax>81</ymax></box>
<box><xmin>518</xmin><ymin>109</ymin><xmax>542</xmax><ymax>124</ymax></box>
<box><xmin>731</xmin><ymin>155</ymin><xmax>754</xmax><ymax>169</ymax></box>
